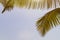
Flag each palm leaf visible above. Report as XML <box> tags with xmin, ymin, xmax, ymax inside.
<box><xmin>1</xmin><ymin>0</ymin><xmax>14</xmax><ymax>13</ymax></box>
<box><xmin>0</xmin><ymin>0</ymin><xmax>60</xmax><ymax>13</ymax></box>
<box><xmin>36</xmin><ymin>8</ymin><xmax>60</xmax><ymax>36</ymax></box>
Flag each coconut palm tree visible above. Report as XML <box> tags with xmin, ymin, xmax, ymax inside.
<box><xmin>0</xmin><ymin>0</ymin><xmax>60</xmax><ymax>36</ymax></box>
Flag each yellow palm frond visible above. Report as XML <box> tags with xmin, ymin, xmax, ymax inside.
<box><xmin>1</xmin><ymin>0</ymin><xmax>14</xmax><ymax>13</ymax></box>
<box><xmin>0</xmin><ymin>0</ymin><xmax>60</xmax><ymax>13</ymax></box>
<box><xmin>36</xmin><ymin>8</ymin><xmax>60</xmax><ymax>36</ymax></box>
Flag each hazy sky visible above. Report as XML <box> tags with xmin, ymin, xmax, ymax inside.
<box><xmin>0</xmin><ymin>4</ymin><xmax>60</xmax><ymax>40</ymax></box>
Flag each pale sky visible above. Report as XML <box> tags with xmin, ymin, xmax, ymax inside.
<box><xmin>0</xmin><ymin>4</ymin><xmax>60</xmax><ymax>40</ymax></box>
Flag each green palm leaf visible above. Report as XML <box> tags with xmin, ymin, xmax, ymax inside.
<box><xmin>36</xmin><ymin>8</ymin><xmax>60</xmax><ymax>36</ymax></box>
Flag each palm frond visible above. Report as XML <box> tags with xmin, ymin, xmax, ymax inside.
<box><xmin>1</xmin><ymin>0</ymin><xmax>14</xmax><ymax>13</ymax></box>
<box><xmin>0</xmin><ymin>0</ymin><xmax>60</xmax><ymax>13</ymax></box>
<box><xmin>14</xmin><ymin>0</ymin><xmax>60</xmax><ymax>9</ymax></box>
<box><xmin>36</xmin><ymin>8</ymin><xmax>60</xmax><ymax>36</ymax></box>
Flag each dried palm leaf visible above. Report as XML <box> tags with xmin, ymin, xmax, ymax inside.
<box><xmin>1</xmin><ymin>0</ymin><xmax>14</xmax><ymax>13</ymax></box>
<box><xmin>0</xmin><ymin>0</ymin><xmax>60</xmax><ymax>13</ymax></box>
<box><xmin>36</xmin><ymin>8</ymin><xmax>60</xmax><ymax>36</ymax></box>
